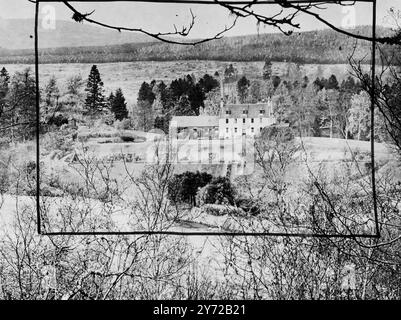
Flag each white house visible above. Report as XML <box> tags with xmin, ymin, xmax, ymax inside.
<box><xmin>169</xmin><ymin>100</ymin><xmax>276</xmax><ymax>140</ymax></box>
<box><xmin>219</xmin><ymin>101</ymin><xmax>276</xmax><ymax>139</ymax></box>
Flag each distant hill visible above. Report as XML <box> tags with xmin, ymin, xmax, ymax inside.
<box><xmin>0</xmin><ymin>21</ymin><xmax>397</xmax><ymax>65</ymax></box>
<box><xmin>0</xmin><ymin>18</ymin><xmax>155</xmax><ymax>50</ymax></box>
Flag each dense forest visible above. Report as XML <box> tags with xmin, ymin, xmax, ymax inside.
<box><xmin>0</xmin><ymin>26</ymin><xmax>396</xmax><ymax>65</ymax></box>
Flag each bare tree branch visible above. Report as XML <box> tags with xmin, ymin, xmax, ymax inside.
<box><xmin>59</xmin><ymin>1</ymin><xmax>401</xmax><ymax>46</ymax></box>
<box><xmin>62</xmin><ymin>1</ymin><xmax>238</xmax><ymax>46</ymax></box>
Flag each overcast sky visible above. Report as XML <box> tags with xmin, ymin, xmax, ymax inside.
<box><xmin>0</xmin><ymin>0</ymin><xmax>400</xmax><ymax>38</ymax></box>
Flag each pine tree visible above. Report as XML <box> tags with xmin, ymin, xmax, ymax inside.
<box><xmin>0</xmin><ymin>67</ymin><xmax>10</xmax><ymax>89</ymax></box>
<box><xmin>237</xmin><ymin>76</ymin><xmax>250</xmax><ymax>104</ymax></box>
<box><xmin>224</xmin><ymin>64</ymin><xmax>237</xmax><ymax>82</ymax></box>
<box><xmin>327</xmin><ymin>74</ymin><xmax>339</xmax><ymax>90</ymax></box>
<box><xmin>198</xmin><ymin>74</ymin><xmax>219</xmax><ymax>93</ymax></box>
<box><xmin>84</xmin><ymin>65</ymin><xmax>105</xmax><ymax>115</ymax></box>
<box><xmin>108</xmin><ymin>92</ymin><xmax>115</xmax><ymax>106</ymax></box>
<box><xmin>110</xmin><ymin>88</ymin><xmax>128</xmax><ymax>120</ymax></box>
<box><xmin>0</xmin><ymin>67</ymin><xmax>10</xmax><ymax>117</ymax></box>
<box><xmin>174</xmin><ymin>95</ymin><xmax>194</xmax><ymax>116</ymax></box>
<box><xmin>262</xmin><ymin>58</ymin><xmax>272</xmax><ymax>80</ymax></box>
<box><xmin>272</xmin><ymin>75</ymin><xmax>281</xmax><ymax>89</ymax></box>
<box><xmin>138</xmin><ymin>82</ymin><xmax>155</xmax><ymax>105</ymax></box>
<box><xmin>5</xmin><ymin>68</ymin><xmax>37</xmax><ymax>141</ymax></box>
<box><xmin>44</xmin><ymin>75</ymin><xmax>59</xmax><ymax>109</ymax></box>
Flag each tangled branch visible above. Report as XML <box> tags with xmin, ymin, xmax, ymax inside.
<box><xmin>59</xmin><ymin>1</ymin><xmax>401</xmax><ymax>46</ymax></box>
<box><xmin>62</xmin><ymin>1</ymin><xmax>238</xmax><ymax>46</ymax></box>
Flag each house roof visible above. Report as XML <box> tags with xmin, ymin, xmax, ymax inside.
<box><xmin>222</xmin><ymin>103</ymin><xmax>273</xmax><ymax>118</ymax></box>
<box><xmin>170</xmin><ymin>116</ymin><xmax>219</xmax><ymax>128</ymax></box>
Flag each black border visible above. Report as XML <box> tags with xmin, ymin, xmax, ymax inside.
<box><xmin>35</xmin><ymin>0</ymin><xmax>379</xmax><ymax>237</ymax></box>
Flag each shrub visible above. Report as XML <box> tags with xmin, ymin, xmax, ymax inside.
<box><xmin>47</xmin><ymin>114</ymin><xmax>69</xmax><ymax>127</ymax></box>
<box><xmin>196</xmin><ymin>176</ymin><xmax>236</xmax><ymax>206</ymax></box>
<box><xmin>168</xmin><ymin>171</ymin><xmax>213</xmax><ymax>206</ymax></box>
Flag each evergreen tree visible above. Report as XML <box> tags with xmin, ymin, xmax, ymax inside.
<box><xmin>84</xmin><ymin>65</ymin><xmax>105</xmax><ymax>115</ymax></box>
<box><xmin>327</xmin><ymin>74</ymin><xmax>339</xmax><ymax>90</ymax></box>
<box><xmin>168</xmin><ymin>75</ymin><xmax>204</xmax><ymax>115</ymax></box>
<box><xmin>237</xmin><ymin>76</ymin><xmax>250</xmax><ymax>104</ymax></box>
<box><xmin>262</xmin><ymin>58</ymin><xmax>272</xmax><ymax>80</ymax></box>
<box><xmin>108</xmin><ymin>92</ymin><xmax>115</xmax><ymax>105</ymax></box>
<box><xmin>198</xmin><ymin>74</ymin><xmax>219</xmax><ymax>93</ymax></box>
<box><xmin>110</xmin><ymin>88</ymin><xmax>128</xmax><ymax>120</ymax></box>
<box><xmin>0</xmin><ymin>67</ymin><xmax>10</xmax><ymax>94</ymax></box>
<box><xmin>138</xmin><ymin>82</ymin><xmax>155</xmax><ymax>105</ymax></box>
<box><xmin>272</xmin><ymin>75</ymin><xmax>281</xmax><ymax>89</ymax></box>
<box><xmin>224</xmin><ymin>64</ymin><xmax>237</xmax><ymax>82</ymax></box>
<box><xmin>0</xmin><ymin>67</ymin><xmax>10</xmax><ymax>117</ymax></box>
<box><xmin>174</xmin><ymin>95</ymin><xmax>194</xmax><ymax>116</ymax></box>
<box><xmin>313</xmin><ymin>77</ymin><xmax>323</xmax><ymax>90</ymax></box>
<box><xmin>341</xmin><ymin>76</ymin><xmax>360</xmax><ymax>94</ymax></box>
<box><xmin>44</xmin><ymin>75</ymin><xmax>59</xmax><ymax>109</ymax></box>
<box><xmin>5</xmin><ymin>68</ymin><xmax>37</xmax><ymax>141</ymax></box>
<box><xmin>187</xmin><ymin>82</ymin><xmax>205</xmax><ymax>115</ymax></box>
<box><xmin>154</xmin><ymin>116</ymin><xmax>170</xmax><ymax>133</ymax></box>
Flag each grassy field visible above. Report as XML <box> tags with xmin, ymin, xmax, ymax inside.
<box><xmin>0</xmin><ymin>137</ymin><xmax>396</xmax><ymax>253</ymax></box>
<box><xmin>2</xmin><ymin>60</ymin><xmax>365</xmax><ymax>107</ymax></box>
<box><xmin>39</xmin><ymin>135</ymin><xmax>395</xmax><ymax>201</ymax></box>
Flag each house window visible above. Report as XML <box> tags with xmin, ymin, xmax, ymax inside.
<box><xmin>251</xmin><ymin>118</ymin><xmax>254</xmax><ymax>123</ymax></box>
<box><xmin>234</xmin><ymin>128</ymin><xmax>238</xmax><ymax>133</ymax></box>
<box><xmin>243</xmin><ymin>110</ymin><xmax>248</xmax><ymax>115</ymax></box>
<box><xmin>260</xmin><ymin>127</ymin><xmax>263</xmax><ymax>132</ymax></box>
<box><xmin>226</xmin><ymin>110</ymin><xmax>231</xmax><ymax>115</ymax></box>
<box><xmin>226</xmin><ymin>119</ymin><xmax>229</xmax><ymax>124</ymax></box>
<box><xmin>243</xmin><ymin>118</ymin><xmax>246</xmax><ymax>124</ymax></box>
<box><xmin>260</xmin><ymin>110</ymin><xmax>265</xmax><ymax>115</ymax></box>
<box><xmin>251</xmin><ymin>127</ymin><xmax>254</xmax><ymax>133</ymax></box>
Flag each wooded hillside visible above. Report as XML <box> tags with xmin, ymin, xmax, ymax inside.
<box><xmin>0</xmin><ymin>26</ymin><xmax>396</xmax><ymax>65</ymax></box>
